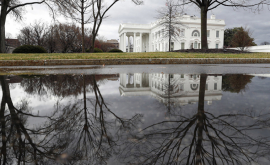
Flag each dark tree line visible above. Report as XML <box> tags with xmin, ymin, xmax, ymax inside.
<box><xmin>17</xmin><ymin>22</ymin><xmax>117</xmax><ymax>53</ymax></box>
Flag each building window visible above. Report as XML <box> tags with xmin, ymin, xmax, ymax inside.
<box><xmin>214</xmin><ymin>83</ymin><xmax>217</xmax><ymax>90</ymax></box>
<box><xmin>170</xmin><ymin>42</ymin><xmax>174</xmax><ymax>51</ymax></box>
<box><xmin>181</xmin><ymin>42</ymin><xmax>185</xmax><ymax>50</ymax></box>
<box><xmin>170</xmin><ymin>74</ymin><xmax>174</xmax><ymax>78</ymax></box>
<box><xmin>181</xmin><ymin>74</ymin><xmax>184</xmax><ymax>78</ymax></box>
<box><xmin>216</xmin><ymin>31</ymin><xmax>219</xmax><ymax>38</ymax></box>
<box><xmin>194</xmin><ymin>41</ymin><xmax>198</xmax><ymax>49</ymax></box>
<box><xmin>205</xmin><ymin>84</ymin><xmax>208</xmax><ymax>91</ymax></box>
<box><xmin>198</xmin><ymin>43</ymin><xmax>201</xmax><ymax>49</ymax></box>
<box><xmin>192</xmin><ymin>30</ymin><xmax>200</xmax><ymax>37</ymax></box>
<box><xmin>190</xmin><ymin>84</ymin><xmax>199</xmax><ymax>91</ymax></box>
<box><xmin>207</xmin><ymin>30</ymin><xmax>210</xmax><ymax>37</ymax></box>
<box><xmin>216</xmin><ymin>44</ymin><xmax>219</xmax><ymax>49</ymax></box>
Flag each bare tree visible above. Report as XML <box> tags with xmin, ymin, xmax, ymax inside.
<box><xmin>89</xmin><ymin>0</ymin><xmax>143</xmax><ymax>52</ymax></box>
<box><xmin>17</xmin><ymin>26</ymin><xmax>34</xmax><ymax>45</ymax></box>
<box><xmin>0</xmin><ymin>0</ymin><xmax>53</xmax><ymax>53</ymax></box>
<box><xmin>57</xmin><ymin>0</ymin><xmax>93</xmax><ymax>53</ymax></box>
<box><xmin>54</xmin><ymin>23</ymin><xmax>81</xmax><ymax>53</ymax></box>
<box><xmin>31</xmin><ymin>21</ymin><xmax>47</xmax><ymax>47</ymax></box>
<box><xmin>176</xmin><ymin>0</ymin><xmax>269</xmax><ymax>49</ymax></box>
<box><xmin>44</xmin><ymin>24</ymin><xmax>57</xmax><ymax>53</ymax></box>
<box><xmin>156</xmin><ymin>0</ymin><xmax>183</xmax><ymax>52</ymax></box>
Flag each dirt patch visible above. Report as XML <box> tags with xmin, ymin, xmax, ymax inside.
<box><xmin>174</xmin><ymin>49</ymin><xmax>249</xmax><ymax>54</ymax></box>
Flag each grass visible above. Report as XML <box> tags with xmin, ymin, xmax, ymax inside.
<box><xmin>0</xmin><ymin>52</ymin><xmax>269</xmax><ymax>60</ymax></box>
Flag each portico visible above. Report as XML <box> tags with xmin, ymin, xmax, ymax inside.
<box><xmin>118</xmin><ymin>24</ymin><xmax>152</xmax><ymax>52</ymax></box>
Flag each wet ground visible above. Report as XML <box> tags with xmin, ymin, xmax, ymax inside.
<box><xmin>1</xmin><ymin>64</ymin><xmax>270</xmax><ymax>164</ymax></box>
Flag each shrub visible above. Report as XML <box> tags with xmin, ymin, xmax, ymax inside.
<box><xmin>108</xmin><ymin>49</ymin><xmax>123</xmax><ymax>53</ymax></box>
<box><xmin>13</xmin><ymin>45</ymin><xmax>47</xmax><ymax>53</ymax></box>
<box><xmin>94</xmin><ymin>48</ymin><xmax>103</xmax><ymax>53</ymax></box>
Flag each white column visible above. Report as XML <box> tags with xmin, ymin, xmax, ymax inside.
<box><xmin>148</xmin><ymin>33</ymin><xmax>151</xmax><ymax>52</ymax></box>
<box><xmin>124</xmin><ymin>33</ymin><xmax>126</xmax><ymax>52</ymax></box>
<box><xmin>127</xmin><ymin>36</ymin><xmax>130</xmax><ymax>52</ymax></box>
<box><xmin>119</xmin><ymin>35</ymin><xmax>121</xmax><ymax>50</ymax></box>
<box><xmin>140</xmin><ymin>33</ymin><xmax>142</xmax><ymax>52</ymax></box>
<box><xmin>120</xmin><ymin>34</ymin><xmax>123</xmax><ymax>51</ymax></box>
<box><xmin>133</xmin><ymin>33</ymin><xmax>136</xmax><ymax>52</ymax></box>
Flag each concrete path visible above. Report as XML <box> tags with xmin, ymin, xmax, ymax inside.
<box><xmin>1</xmin><ymin>64</ymin><xmax>270</xmax><ymax>75</ymax></box>
<box><xmin>1</xmin><ymin>58</ymin><xmax>270</xmax><ymax>66</ymax></box>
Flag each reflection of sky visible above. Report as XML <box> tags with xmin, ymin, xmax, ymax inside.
<box><xmin>2</xmin><ymin>75</ymin><xmax>270</xmax><ymax>164</ymax></box>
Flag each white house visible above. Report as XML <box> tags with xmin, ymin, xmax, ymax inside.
<box><xmin>118</xmin><ymin>14</ymin><xmax>225</xmax><ymax>52</ymax></box>
<box><xmin>119</xmin><ymin>73</ymin><xmax>222</xmax><ymax>106</ymax></box>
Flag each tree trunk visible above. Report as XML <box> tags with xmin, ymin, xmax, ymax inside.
<box><xmin>169</xmin><ymin>37</ymin><xmax>171</xmax><ymax>52</ymax></box>
<box><xmin>0</xmin><ymin>76</ymin><xmax>7</xmax><ymax>165</ymax></box>
<box><xmin>200</xmin><ymin>7</ymin><xmax>208</xmax><ymax>49</ymax></box>
<box><xmin>0</xmin><ymin>2</ymin><xmax>8</xmax><ymax>53</ymax></box>
<box><xmin>90</xmin><ymin>33</ymin><xmax>96</xmax><ymax>53</ymax></box>
<box><xmin>81</xmin><ymin>2</ymin><xmax>85</xmax><ymax>53</ymax></box>
<box><xmin>196</xmin><ymin>74</ymin><xmax>207</xmax><ymax>165</ymax></box>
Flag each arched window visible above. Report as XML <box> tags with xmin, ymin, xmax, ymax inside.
<box><xmin>192</xmin><ymin>30</ymin><xmax>200</xmax><ymax>37</ymax></box>
<box><xmin>190</xmin><ymin>84</ymin><xmax>199</xmax><ymax>91</ymax></box>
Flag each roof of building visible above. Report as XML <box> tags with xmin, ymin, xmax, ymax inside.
<box><xmin>107</xmin><ymin>39</ymin><xmax>119</xmax><ymax>44</ymax></box>
<box><xmin>118</xmin><ymin>14</ymin><xmax>225</xmax><ymax>34</ymax></box>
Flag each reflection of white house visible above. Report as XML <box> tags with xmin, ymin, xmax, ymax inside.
<box><xmin>119</xmin><ymin>73</ymin><xmax>222</xmax><ymax>106</ymax></box>
<box><xmin>118</xmin><ymin>14</ymin><xmax>225</xmax><ymax>52</ymax></box>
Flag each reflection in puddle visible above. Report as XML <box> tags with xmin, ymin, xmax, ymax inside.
<box><xmin>0</xmin><ymin>73</ymin><xmax>270</xmax><ymax>164</ymax></box>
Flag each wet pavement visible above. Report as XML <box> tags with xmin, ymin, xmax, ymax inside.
<box><xmin>1</xmin><ymin>65</ymin><xmax>270</xmax><ymax>164</ymax></box>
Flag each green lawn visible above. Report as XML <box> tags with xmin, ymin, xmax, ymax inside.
<box><xmin>0</xmin><ymin>52</ymin><xmax>269</xmax><ymax>60</ymax></box>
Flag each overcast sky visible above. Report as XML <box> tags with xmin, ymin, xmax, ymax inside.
<box><xmin>5</xmin><ymin>0</ymin><xmax>270</xmax><ymax>45</ymax></box>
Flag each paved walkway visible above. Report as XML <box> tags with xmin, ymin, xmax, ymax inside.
<box><xmin>1</xmin><ymin>58</ymin><xmax>270</xmax><ymax>66</ymax></box>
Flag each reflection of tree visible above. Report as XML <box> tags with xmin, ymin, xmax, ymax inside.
<box><xmin>222</xmin><ymin>74</ymin><xmax>253</xmax><ymax>93</ymax></box>
<box><xmin>0</xmin><ymin>76</ymin><xmax>63</xmax><ymax>165</ymax></box>
<box><xmin>20</xmin><ymin>74</ymin><xmax>119</xmax><ymax>99</ymax></box>
<box><xmin>43</xmin><ymin>75</ymin><xmax>142</xmax><ymax>164</ymax></box>
<box><xmin>20</xmin><ymin>75</ymin><xmax>89</xmax><ymax>98</ymax></box>
<box><xmin>120</xmin><ymin>74</ymin><xmax>270</xmax><ymax>165</ymax></box>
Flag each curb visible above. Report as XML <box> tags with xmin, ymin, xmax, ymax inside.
<box><xmin>1</xmin><ymin>58</ymin><xmax>270</xmax><ymax>66</ymax></box>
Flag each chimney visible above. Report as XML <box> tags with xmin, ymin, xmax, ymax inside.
<box><xmin>210</xmin><ymin>14</ymin><xmax>216</xmax><ymax>20</ymax></box>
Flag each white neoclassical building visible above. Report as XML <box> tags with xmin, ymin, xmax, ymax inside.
<box><xmin>118</xmin><ymin>14</ymin><xmax>225</xmax><ymax>52</ymax></box>
<box><xmin>119</xmin><ymin>73</ymin><xmax>222</xmax><ymax>106</ymax></box>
